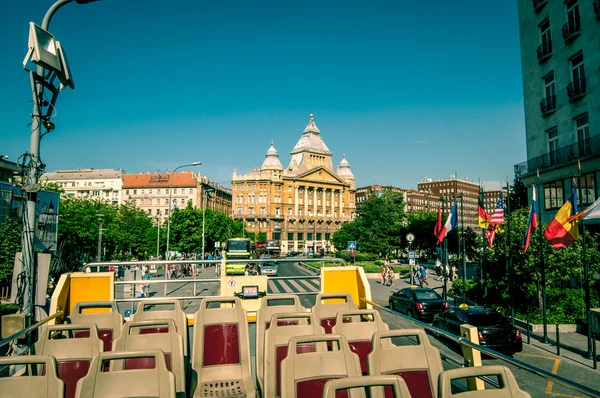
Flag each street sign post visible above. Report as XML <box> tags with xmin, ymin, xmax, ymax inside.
<box><xmin>347</xmin><ymin>241</ymin><xmax>357</xmax><ymax>250</ymax></box>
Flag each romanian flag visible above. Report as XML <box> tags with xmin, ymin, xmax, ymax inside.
<box><xmin>478</xmin><ymin>194</ymin><xmax>491</xmax><ymax>229</ymax></box>
<box><xmin>522</xmin><ymin>185</ymin><xmax>538</xmax><ymax>252</ymax></box>
<box><xmin>434</xmin><ymin>204</ymin><xmax>442</xmax><ymax>239</ymax></box>
<box><xmin>544</xmin><ymin>185</ymin><xmax>579</xmax><ymax>249</ymax></box>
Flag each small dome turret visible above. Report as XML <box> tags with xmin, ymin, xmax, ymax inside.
<box><xmin>261</xmin><ymin>140</ymin><xmax>283</xmax><ymax>170</ymax></box>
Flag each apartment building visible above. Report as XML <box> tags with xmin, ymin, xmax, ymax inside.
<box><xmin>355</xmin><ymin>184</ymin><xmax>442</xmax><ymax>213</ymax></box>
<box><xmin>197</xmin><ymin>174</ymin><xmax>233</xmax><ymax>216</ymax></box>
<box><xmin>515</xmin><ymin>0</ymin><xmax>599</xmax><ymax>221</ymax></box>
<box><xmin>40</xmin><ymin>168</ymin><xmax>124</xmax><ymax>204</ymax></box>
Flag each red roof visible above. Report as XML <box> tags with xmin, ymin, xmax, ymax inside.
<box><xmin>123</xmin><ymin>172</ymin><xmax>197</xmax><ymax>188</ymax></box>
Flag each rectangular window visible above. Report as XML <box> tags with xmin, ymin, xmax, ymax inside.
<box><xmin>325</xmin><ymin>233</ymin><xmax>331</xmax><ymax>240</ymax></box>
<box><xmin>540</xmin><ymin>19</ymin><xmax>551</xmax><ymax>50</ymax></box>
<box><xmin>260</xmin><ymin>208</ymin><xmax>266</xmax><ymax>215</ymax></box>
<box><xmin>547</xmin><ymin>127</ymin><xmax>559</xmax><ymax>165</ymax></box>
<box><xmin>297</xmin><ymin>232</ymin><xmax>304</xmax><ymax>240</ymax></box>
<box><xmin>149</xmin><ymin>189</ymin><xmax>152</xmax><ymax>194</ymax></box>
<box><xmin>237</xmin><ymin>207</ymin><xmax>242</xmax><ymax>214</ymax></box>
<box><xmin>249</xmin><ymin>208</ymin><xmax>254</xmax><ymax>215</ymax></box>
<box><xmin>316</xmin><ymin>233</ymin><xmax>322</xmax><ymax>240</ymax></box>
<box><xmin>133</xmin><ymin>190</ymin><xmax>137</xmax><ymax>195</ymax></box>
<box><xmin>307</xmin><ymin>233</ymin><xmax>313</xmax><ymax>240</ymax></box>
<box><xmin>157</xmin><ymin>189</ymin><xmax>161</xmax><ymax>194</ymax></box>
<box><xmin>141</xmin><ymin>189</ymin><xmax>144</xmax><ymax>194</ymax></box>
<box><xmin>578</xmin><ymin>173</ymin><xmax>596</xmax><ymax>206</ymax></box>
<box><xmin>576</xmin><ymin>114</ymin><xmax>590</xmax><ymax>156</ymax></box>
<box><xmin>544</xmin><ymin>72</ymin><xmax>555</xmax><ymax>101</ymax></box>
<box><xmin>126</xmin><ymin>189</ymin><xmax>129</xmax><ymax>195</ymax></box>
<box><xmin>190</xmin><ymin>189</ymin><xmax>193</xmax><ymax>194</ymax></box>
<box><xmin>275</xmin><ymin>208</ymin><xmax>280</xmax><ymax>216</ymax></box>
<box><xmin>149</xmin><ymin>199</ymin><xmax>153</xmax><ymax>205</ymax></box>
<box><xmin>288</xmin><ymin>232</ymin><xmax>294</xmax><ymax>241</ymax></box>
<box><xmin>566</xmin><ymin>0</ymin><xmax>580</xmax><ymax>28</ymax></box>
<box><xmin>174</xmin><ymin>189</ymin><xmax>177</xmax><ymax>194</ymax></box>
<box><xmin>544</xmin><ymin>180</ymin><xmax>564</xmax><ymax>210</ymax></box>
<box><xmin>287</xmin><ymin>208</ymin><xmax>292</xmax><ymax>215</ymax></box>
<box><xmin>571</xmin><ymin>52</ymin><xmax>585</xmax><ymax>87</ymax></box>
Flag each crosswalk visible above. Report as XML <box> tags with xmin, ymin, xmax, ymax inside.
<box><xmin>267</xmin><ymin>277</ymin><xmax>320</xmax><ymax>294</ymax></box>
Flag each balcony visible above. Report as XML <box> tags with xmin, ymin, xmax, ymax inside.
<box><xmin>567</xmin><ymin>78</ymin><xmax>586</xmax><ymax>102</ymax></box>
<box><xmin>513</xmin><ymin>134</ymin><xmax>600</xmax><ymax>177</ymax></box>
<box><xmin>536</xmin><ymin>40</ymin><xmax>552</xmax><ymax>63</ymax></box>
<box><xmin>532</xmin><ymin>0</ymin><xmax>547</xmax><ymax>12</ymax></box>
<box><xmin>539</xmin><ymin>95</ymin><xmax>557</xmax><ymax>116</ymax></box>
<box><xmin>562</xmin><ymin>18</ymin><xmax>581</xmax><ymax>43</ymax></box>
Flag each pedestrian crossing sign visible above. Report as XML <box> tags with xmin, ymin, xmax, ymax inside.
<box><xmin>347</xmin><ymin>241</ymin><xmax>357</xmax><ymax>250</ymax></box>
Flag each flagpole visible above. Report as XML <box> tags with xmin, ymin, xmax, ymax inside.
<box><xmin>505</xmin><ymin>178</ymin><xmax>514</xmax><ymax>326</ymax></box>
<box><xmin>479</xmin><ymin>184</ymin><xmax>486</xmax><ymax>305</ymax></box>
<box><xmin>536</xmin><ymin>173</ymin><xmax>549</xmax><ymax>344</ymax></box>
<box><xmin>460</xmin><ymin>195</ymin><xmax>466</xmax><ymax>303</ymax></box>
<box><xmin>441</xmin><ymin>195</ymin><xmax>448</xmax><ymax>300</ymax></box>
<box><xmin>578</xmin><ymin>161</ymin><xmax>593</xmax><ymax>358</ymax></box>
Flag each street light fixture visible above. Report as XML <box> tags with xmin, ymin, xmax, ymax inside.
<box><xmin>165</xmin><ymin>162</ymin><xmax>201</xmax><ymax>261</ymax></box>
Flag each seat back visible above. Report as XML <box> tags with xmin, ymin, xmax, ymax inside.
<box><xmin>280</xmin><ymin>334</ymin><xmax>362</xmax><ymax>398</ymax></box>
<box><xmin>113</xmin><ymin>319</ymin><xmax>185</xmax><ymax>396</ymax></box>
<box><xmin>191</xmin><ymin>296</ymin><xmax>255</xmax><ymax>398</ymax></box>
<box><xmin>256</xmin><ymin>294</ymin><xmax>304</xmax><ymax>391</ymax></box>
<box><xmin>133</xmin><ymin>299</ymin><xmax>188</xmax><ymax>356</ymax></box>
<box><xmin>68</xmin><ymin>301</ymin><xmax>123</xmax><ymax>351</ymax></box>
<box><xmin>367</xmin><ymin>329</ymin><xmax>443</xmax><ymax>398</ymax></box>
<box><xmin>35</xmin><ymin>323</ymin><xmax>103</xmax><ymax>398</ymax></box>
<box><xmin>438</xmin><ymin>365</ymin><xmax>532</xmax><ymax>398</ymax></box>
<box><xmin>74</xmin><ymin>350</ymin><xmax>175</xmax><ymax>398</ymax></box>
<box><xmin>264</xmin><ymin>312</ymin><xmax>324</xmax><ymax>398</ymax></box>
<box><xmin>313</xmin><ymin>293</ymin><xmax>358</xmax><ymax>333</ymax></box>
<box><xmin>0</xmin><ymin>355</ymin><xmax>64</xmax><ymax>398</ymax></box>
<box><xmin>332</xmin><ymin>309</ymin><xmax>389</xmax><ymax>374</ymax></box>
<box><xmin>322</xmin><ymin>375</ymin><xmax>412</xmax><ymax>398</ymax></box>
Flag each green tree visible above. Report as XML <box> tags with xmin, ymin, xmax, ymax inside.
<box><xmin>40</xmin><ymin>181</ymin><xmax>65</xmax><ymax>193</ymax></box>
<box><xmin>0</xmin><ymin>218</ymin><xmax>22</xmax><ymax>285</ymax></box>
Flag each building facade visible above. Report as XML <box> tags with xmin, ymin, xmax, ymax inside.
<box><xmin>0</xmin><ymin>157</ymin><xmax>20</xmax><ymax>183</ymax></box>
<box><xmin>417</xmin><ymin>178</ymin><xmax>480</xmax><ymax>230</ymax></box>
<box><xmin>515</xmin><ymin>0</ymin><xmax>600</xmax><ymax>221</ymax></box>
<box><xmin>355</xmin><ymin>184</ymin><xmax>442</xmax><ymax>213</ymax></box>
<box><xmin>197</xmin><ymin>174</ymin><xmax>232</xmax><ymax>216</ymax></box>
<box><xmin>40</xmin><ymin>168</ymin><xmax>124</xmax><ymax>204</ymax></box>
<box><xmin>232</xmin><ymin>114</ymin><xmax>356</xmax><ymax>254</ymax></box>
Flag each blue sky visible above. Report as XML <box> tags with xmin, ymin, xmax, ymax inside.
<box><xmin>1</xmin><ymin>0</ymin><xmax>525</xmax><ymax>190</ymax></box>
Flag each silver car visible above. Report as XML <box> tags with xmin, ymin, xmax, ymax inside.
<box><xmin>260</xmin><ymin>262</ymin><xmax>278</xmax><ymax>276</ymax></box>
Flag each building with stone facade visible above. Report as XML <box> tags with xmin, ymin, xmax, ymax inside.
<box><xmin>515</xmin><ymin>0</ymin><xmax>599</xmax><ymax>222</ymax></box>
<box><xmin>197</xmin><ymin>174</ymin><xmax>232</xmax><ymax>216</ymax></box>
<box><xmin>232</xmin><ymin>114</ymin><xmax>356</xmax><ymax>254</ymax></box>
<box><xmin>355</xmin><ymin>184</ymin><xmax>442</xmax><ymax>213</ymax></box>
<box><xmin>40</xmin><ymin>168</ymin><xmax>124</xmax><ymax>204</ymax></box>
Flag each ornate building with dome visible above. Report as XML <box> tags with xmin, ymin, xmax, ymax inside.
<box><xmin>231</xmin><ymin>114</ymin><xmax>357</xmax><ymax>254</ymax></box>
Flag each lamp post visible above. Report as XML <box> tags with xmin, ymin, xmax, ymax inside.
<box><xmin>155</xmin><ymin>210</ymin><xmax>161</xmax><ymax>259</ymax></box>
<box><xmin>202</xmin><ymin>187</ymin><xmax>215</xmax><ymax>260</ymax></box>
<box><xmin>96</xmin><ymin>214</ymin><xmax>104</xmax><ymax>263</ymax></box>
<box><xmin>21</xmin><ymin>0</ymin><xmax>99</xmax><ymax>323</ymax></box>
<box><xmin>165</xmin><ymin>162</ymin><xmax>201</xmax><ymax>260</ymax></box>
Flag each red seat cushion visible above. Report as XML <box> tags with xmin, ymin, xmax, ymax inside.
<box><xmin>57</xmin><ymin>360</ymin><xmax>91</xmax><ymax>398</ymax></box>
<box><xmin>384</xmin><ymin>370</ymin><xmax>433</xmax><ymax>398</ymax></box>
<box><xmin>348</xmin><ymin>341</ymin><xmax>372</xmax><ymax>374</ymax></box>
<box><xmin>297</xmin><ymin>378</ymin><xmax>348</xmax><ymax>398</ymax></box>
<box><xmin>125</xmin><ymin>353</ymin><xmax>171</xmax><ymax>371</ymax></box>
<box><xmin>203</xmin><ymin>324</ymin><xmax>240</xmax><ymax>366</ymax></box>
<box><xmin>139</xmin><ymin>327</ymin><xmax>169</xmax><ymax>334</ymax></box>
<box><xmin>321</xmin><ymin>318</ymin><xmax>336</xmax><ymax>334</ymax></box>
<box><xmin>275</xmin><ymin>344</ymin><xmax>315</xmax><ymax>397</ymax></box>
<box><xmin>73</xmin><ymin>329</ymin><xmax>114</xmax><ymax>351</ymax></box>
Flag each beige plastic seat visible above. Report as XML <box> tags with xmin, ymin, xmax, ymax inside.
<box><xmin>313</xmin><ymin>293</ymin><xmax>358</xmax><ymax>334</ymax></box>
<box><xmin>68</xmin><ymin>301</ymin><xmax>124</xmax><ymax>351</ymax></box>
<box><xmin>256</xmin><ymin>294</ymin><xmax>304</xmax><ymax>392</ymax></box>
<box><xmin>0</xmin><ymin>355</ymin><xmax>64</xmax><ymax>398</ymax></box>
<box><xmin>322</xmin><ymin>375</ymin><xmax>412</xmax><ymax>398</ymax></box>
<box><xmin>280</xmin><ymin>334</ymin><xmax>362</xmax><ymax>398</ymax></box>
<box><xmin>438</xmin><ymin>365</ymin><xmax>531</xmax><ymax>398</ymax></box>
<box><xmin>331</xmin><ymin>309</ymin><xmax>389</xmax><ymax>374</ymax></box>
<box><xmin>113</xmin><ymin>319</ymin><xmax>185</xmax><ymax>397</ymax></box>
<box><xmin>191</xmin><ymin>296</ymin><xmax>255</xmax><ymax>398</ymax></box>
<box><xmin>35</xmin><ymin>323</ymin><xmax>103</xmax><ymax>398</ymax></box>
<box><xmin>367</xmin><ymin>329</ymin><xmax>443</xmax><ymax>398</ymax></box>
<box><xmin>263</xmin><ymin>312</ymin><xmax>324</xmax><ymax>398</ymax></box>
<box><xmin>74</xmin><ymin>350</ymin><xmax>175</xmax><ymax>398</ymax></box>
<box><xmin>132</xmin><ymin>299</ymin><xmax>188</xmax><ymax>357</ymax></box>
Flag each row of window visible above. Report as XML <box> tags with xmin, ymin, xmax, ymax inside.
<box><xmin>544</xmin><ymin>173</ymin><xmax>596</xmax><ymax>210</ymax></box>
<box><xmin>134</xmin><ymin>198</ymin><xmax>191</xmax><ymax>206</ymax></box>
<box><xmin>286</xmin><ymin>232</ymin><xmax>332</xmax><ymax>241</ymax></box>
<box><xmin>545</xmin><ymin>113</ymin><xmax>590</xmax><ymax>164</ymax></box>
<box><xmin>125</xmin><ymin>188</ymin><xmax>194</xmax><ymax>195</ymax></box>
<box><xmin>57</xmin><ymin>181</ymin><xmax>117</xmax><ymax>188</ymax></box>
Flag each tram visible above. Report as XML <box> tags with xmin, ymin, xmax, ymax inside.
<box><xmin>0</xmin><ymin>257</ymin><xmax>595</xmax><ymax>398</ymax></box>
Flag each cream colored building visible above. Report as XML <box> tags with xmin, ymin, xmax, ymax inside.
<box><xmin>232</xmin><ymin>114</ymin><xmax>356</xmax><ymax>253</ymax></box>
<box><xmin>41</xmin><ymin>168</ymin><xmax>124</xmax><ymax>204</ymax></box>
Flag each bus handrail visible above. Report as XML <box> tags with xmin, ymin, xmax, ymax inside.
<box><xmin>361</xmin><ymin>298</ymin><xmax>600</xmax><ymax>398</ymax></box>
<box><xmin>0</xmin><ymin>311</ymin><xmax>64</xmax><ymax>350</ymax></box>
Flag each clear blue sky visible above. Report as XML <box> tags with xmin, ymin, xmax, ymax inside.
<box><xmin>1</xmin><ymin>0</ymin><xmax>525</xmax><ymax>190</ymax></box>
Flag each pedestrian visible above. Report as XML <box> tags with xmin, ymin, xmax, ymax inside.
<box><xmin>444</xmin><ymin>263</ymin><xmax>450</xmax><ymax>281</ymax></box>
<box><xmin>387</xmin><ymin>265</ymin><xmax>395</xmax><ymax>287</ymax></box>
<box><xmin>452</xmin><ymin>265</ymin><xmax>459</xmax><ymax>280</ymax></box>
<box><xmin>380</xmin><ymin>264</ymin><xmax>386</xmax><ymax>285</ymax></box>
<box><xmin>420</xmin><ymin>265</ymin><xmax>429</xmax><ymax>287</ymax></box>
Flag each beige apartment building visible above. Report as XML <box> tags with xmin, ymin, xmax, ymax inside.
<box><xmin>40</xmin><ymin>168</ymin><xmax>124</xmax><ymax>204</ymax></box>
<box><xmin>197</xmin><ymin>174</ymin><xmax>232</xmax><ymax>216</ymax></box>
<box><xmin>355</xmin><ymin>184</ymin><xmax>442</xmax><ymax>213</ymax></box>
<box><xmin>232</xmin><ymin>114</ymin><xmax>356</xmax><ymax>253</ymax></box>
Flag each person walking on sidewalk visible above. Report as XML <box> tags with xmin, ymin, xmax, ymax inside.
<box><xmin>420</xmin><ymin>266</ymin><xmax>429</xmax><ymax>287</ymax></box>
<box><xmin>380</xmin><ymin>264</ymin><xmax>386</xmax><ymax>285</ymax></box>
<box><xmin>452</xmin><ymin>264</ymin><xmax>459</xmax><ymax>280</ymax></box>
<box><xmin>386</xmin><ymin>265</ymin><xmax>395</xmax><ymax>287</ymax></box>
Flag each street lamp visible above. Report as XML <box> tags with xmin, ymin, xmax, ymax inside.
<box><xmin>96</xmin><ymin>214</ymin><xmax>104</xmax><ymax>263</ymax></box>
<box><xmin>165</xmin><ymin>162</ymin><xmax>201</xmax><ymax>260</ymax></box>
<box><xmin>202</xmin><ymin>187</ymin><xmax>215</xmax><ymax>260</ymax></box>
<box><xmin>155</xmin><ymin>210</ymin><xmax>161</xmax><ymax>259</ymax></box>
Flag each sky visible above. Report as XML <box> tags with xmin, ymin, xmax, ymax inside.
<box><xmin>1</xmin><ymin>0</ymin><xmax>526</xmax><ymax>190</ymax></box>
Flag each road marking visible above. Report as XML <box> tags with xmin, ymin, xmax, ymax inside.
<box><xmin>278</xmin><ymin>281</ymin><xmax>294</xmax><ymax>293</ymax></box>
<box><xmin>288</xmin><ymin>279</ymin><xmax>308</xmax><ymax>292</ymax></box>
<box><xmin>517</xmin><ymin>354</ymin><xmax>579</xmax><ymax>398</ymax></box>
<box><xmin>296</xmin><ymin>279</ymin><xmax>319</xmax><ymax>292</ymax></box>
<box><xmin>268</xmin><ymin>281</ymin><xmax>281</xmax><ymax>294</ymax></box>
<box><xmin>517</xmin><ymin>353</ymin><xmax>556</xmax><ymax>360</ymax></box>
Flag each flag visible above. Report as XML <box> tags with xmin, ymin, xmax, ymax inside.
<box><xmin>485</xmin><ymin>226</ymin><xmax>496</xmax><ymax>247</ymax></box>
<box><xmin>544</xmin><ymin>184</ymin><xmax>579</xmax><ymax>249</ymax></box>
<box><xmin>478</xmin><ymin>194</ymin><xmax>491</xmax><ymax>229</ymax></box>
<box><xmin>490</xmin><ymin>192</ymin><xmax>504</xmax><ymax>226</ymax></box>
<box><xmin>436</xmin><ymin>202</ymin><xmax>458</xmax><ymax>245</ymax></box>
<box><xmin>434</xmin><ymin>204</ymin><xmax>442</xmax><ymax>239</ymax></box>
<box><xmin>581</xmin><ymin>197</ymin><xmax>600</xmax><ymax>224</ymax></box>
<box><xmin>522</xmin><ymin>185</ymin><xmax>538</xmax><ymax>252</ymax></box>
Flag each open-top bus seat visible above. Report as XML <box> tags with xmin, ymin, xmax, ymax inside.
<box><xmin>74</xmin><ymin>350</ymin><xmax>175</xmax><ymax>398</ymax></box>
<box><xmin>263</xmin><ymin>312</ymin><xmax>324</xmax><ymax>398</ymax></box>
<box><xmin>68</xmin><ymin>301</ymin><xmax>123</xmax><ymax>351</ymax></box>
<box><xmin>322</xmin><ymin>375</ymin><xmax>412</xmax><ymax>398</ymax></box>
<box><xmin>35</xmin><ymin>323</ymin><xmax>103</xmax><ymax>398</ymax></box>
<box><xmin>313</xmin><ymin>293</ymin><xmax>358</xmax><ymax>334</ymax></box>
<box><xmin>280</xmin><ymin>334</ymin><xmax>362</xmax><ymax>398</ymax></box>
<box><xmin>113</xmin><ymin>319</ymin><xmax>185</xmax><ymax>398</ymax></box>
<box><xmin>367</xmin><ymin>329</ymin><xmax>442</xmax><ymax>398</ymax></box>
<box><xmin>256</xmin><ymin>294</ymin><xmax>304</xmax><ymax>392</ymax></box>
<box><xmin>0</xmin><ymin>355</ymin><xmax>64</xmax><ymax>398</ymax></box>
<box><xmin>191</xmin><ymin>296</ymin><xmax>255</xmax><ymax>398</ymax></box>
<box><xmin>332</xmin><ymin>309</ymin><xmax>389</xmax><ymax>374</ymax></box>
<box><xmin>438</xmin><ymin>366</ymin><xmax>531</xmax><ymax>398</ymax></box>
<box><xmin>132</xmin><ymin>299</ymin><xmax>188</xmax><ymax>357</ymax></box>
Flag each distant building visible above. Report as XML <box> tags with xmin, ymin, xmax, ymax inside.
<box><xmin>482</xmin><ymin>190</ymin><xmax>504</xmax><ymax>215</ymax></box>
<box><xmin>514</xmin><ymin>0</ymin><xmax>599</xmax><ymax>222</ymax></box>
<box><xmin>40</xmin><ymin>168</ymin><xmax>124</xmax><ymax>204</ymax></box>
<box><xmin>0</xmin><ymin>157</ymin><xmax>20</xmax><ymax>183</ymax></box>
<box><xmin>355</xmin><ymin>184</ymin><xmax>442</xmax><ymax>213</ymax></box>
<box><xmin>197</xmin><ymin>174</ymin><xmax>232</xmax><ymax>216</ymax></box>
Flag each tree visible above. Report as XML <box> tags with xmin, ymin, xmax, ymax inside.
<box><xmin>0</xmin><ymin>218</ymin><xmax>22</xmax><ymax>286</ymax></box>
<box><xmin>40</xmin><ymin>181</ymin><xmax>64</xmax><ymax>194</ymax></box>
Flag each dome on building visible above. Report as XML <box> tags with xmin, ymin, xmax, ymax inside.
<box><xmin>290</xmin><ymin>114</ymin><xmax>332</xmax><ymax>156</ymax></box>
<box><xmin>337</xmin><ymin>154</ymin><xmax>355</xmax><ymax>189</ymax></box>
<box><xmin>261</xmin><ymin>140</ymin><xmax>283</xmax><ymax>170</ymax></box>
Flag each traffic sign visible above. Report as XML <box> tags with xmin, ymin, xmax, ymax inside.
<box><xmin>227</xmin><ymin>279</ymin><xmax>237</xmax><ymax>288</ymax></box>
<box><xmin>347</xmin><ymin>241</ymin><xmax>357</xmax><ymax>250</ymax></box>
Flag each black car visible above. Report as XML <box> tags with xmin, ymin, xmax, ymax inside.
<box><xmin>389</xmin><ymin>287</ymin><xmax>449</xmax><ymax>322</ymax></box>
<box><xmin>432</xmin><ymin>306</ymin><xmax>523</xmax><ymax>354</ymax></box>
<box><xmin>286</xmin><ymin>251</ymin><xmax>302</xmax><ymax>257</ymax></box>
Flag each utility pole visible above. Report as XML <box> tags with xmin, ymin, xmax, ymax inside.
<box><xmin>96</xmin><ymin>214</ymin><xmax>104</xmax><ymax>263</ymax></box>
<box><xmin>156</xmin><ymin>211</ymin><xmax>161</xmax><ymax>259</ymax></box>
<box><xmin>460</xmin><ymin>195</ymin><xmax>466</xmax><ymax>302</ymax></box>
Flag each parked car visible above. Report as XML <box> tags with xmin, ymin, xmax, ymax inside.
<box><xmin>260</xmin><ymin>262</ymin><xmax>278</xmax><ymax>276</ymax></box>
<box><xmin>388</xmin><ymin>287</ymin><xmax>448</xmax><ymax>322</ymax></box>
<box><xmin>432</xmin><ymin>305</ymin><xmax>523</xmax><ymax>354</ymax></box>
<box><xmin>285</xmin><ymin>251</ymin><xmax>302</xmax><ymax>257</ymax></box>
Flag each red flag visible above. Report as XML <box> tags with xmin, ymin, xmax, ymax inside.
<box><xmin>485</xmin><ymin>226</ymin><xmax>496</xmax><ymax>248</ymax></box>
<box><xmin>434</xmin><ymin>204</ymin><xmax>442</xmax><ymax>240</ymax></box>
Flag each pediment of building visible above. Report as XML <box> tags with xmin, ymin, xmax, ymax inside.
<box><xmin>291</xmin><ymin>166</ymin><xmax>348</xmax><ymax>186</ymax></box>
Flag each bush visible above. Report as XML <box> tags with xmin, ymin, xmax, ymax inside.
<box><xmin>0</xmin><ymin>303</ymin><xmax>18</xmax><ymax>317</ymax></box>
<box><xmin>374</xmin><ymin>260</ymin><xmax>383</xmax><ymax>266</ymax></box>
<box><xmin>335</xmin><ymin>251</ymin><xmax>381</xmax><ymax>262</ymax></box>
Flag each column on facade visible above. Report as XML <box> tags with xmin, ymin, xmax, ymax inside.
<box><xmin>322</xmin><ymin>189</ymin><xmax>326</xmax><ymax>218</ymax></box>
<box><xmin>313</xmin><ymin>188</ymin><xmax>317</xmax><ymax>217</ymax></box>
<box><xmin>331</xmin><ymin>189</ymin><xmax>335</xmax><ymax>217</ymax></box>
<box><xmin>339</xmin><ymin>189</ymin><xmax>344</xmax><ymax>218</ymax></box>
<box><xmin>294</xmin><ymin>186</ymin><xmax>299</xmax><ymax>215</ymax></box>
<box><xmin>304</xmin><ymin>186</ymin><xmax>308</xmax><ymax>217</ymax></box>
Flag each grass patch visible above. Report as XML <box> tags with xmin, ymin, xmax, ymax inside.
<box><xmin>301</xmin><ymin>260</ymin><xmax>410</xmax><ymax>274</ymax></box>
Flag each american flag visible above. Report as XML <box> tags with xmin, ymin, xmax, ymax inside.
<box><xmin>490</xmin><ymin>192</ymin><xmax>505</xmax><ymax>225</ymax></box>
